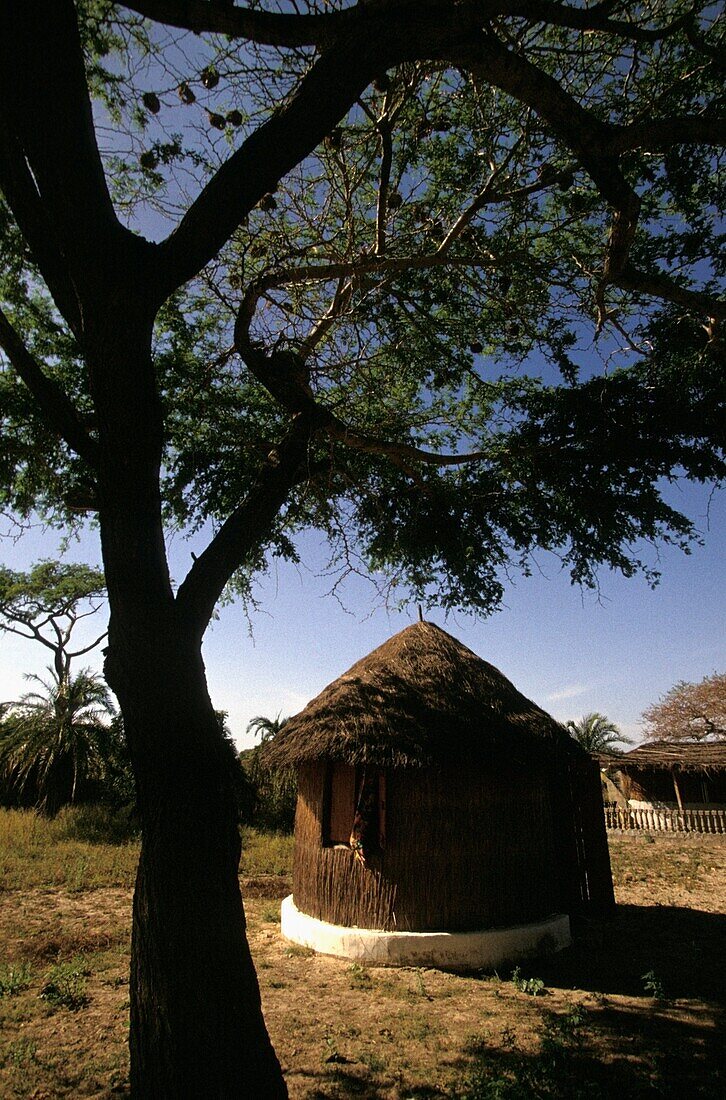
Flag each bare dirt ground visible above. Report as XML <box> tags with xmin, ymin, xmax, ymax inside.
<box><xmin>1</xmin><ymin>835</ymin><xmax>724</xmax><ymax>1098</ymax></box>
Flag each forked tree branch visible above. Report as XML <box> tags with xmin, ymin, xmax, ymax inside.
<box><xmin>175</xmin><ymin>415</ymin><xmax>316</xmax><ymax>637</ymax></box>
<box><xmin>123</xmin><ymin>0</ymin><xmax>700</xmax><ymax>50</ymax></box>
<box><xmin>233</xmin><ymin>330</ymin><xmax>490</xmax><ymax>481</ymax></box>
<box><xmin>151</xmin><ymin>5</ymin><xmax>491</xmax><ymax>299</ymax></box>
<box><xmin>154</xmin><ymin>36</ymin><xmax>397</xmax><ymax>297</ymax></box>
<box><xmin>0</xmin><ymin>1</ymin><xmax>136</xmax><ymax>295</ymax></box>
<box><xmin>0</xmin><ymin>120</ymin><xmax>82</xmax><ymax>335</ymax></box>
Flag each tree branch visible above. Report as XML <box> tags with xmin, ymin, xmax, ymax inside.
<box><xmin>233</xmin><ymin>336</ymin><xmax>490</xmax><ymax>481</ymax></box>
<box><xmin>152</xmin><ymin>4</ymin><xmax>477</xmax><ymax>297</ymax></box>
<box><xmin>612</xmin><ymin>115</ymin><xmax>726</xmax><ymax>153</ymax></box>
<box><xmin>0</xmin><ymin>1</ymin><xmax>138</xmax><ymax>296</ymax></box>
<box><xmin>452</xmin><ymin>29</ymin><xmax>642</xmax><ymax>316</ymax></box>
<box><xmin>0</xmin><ymin>119</ymin><xmax>82</xmax><ymax>335</ymax></box>
<box><xmin>67</xmin><ymin>632</ymin><xmax>110</xmax><ymax>660</ymax></box>
<box><xmin>175</xmin><ymin>415</ymin><xmax>315</xmax><ymax>638</ymax></box>
<box><xmin>122</xmin><ymin>0</ymin><xmax>358</xmax><ymax>47</ymax></box>
<box><xmin>0</xmin><ymin>307</ymin><xmax>100</xmax><ymax>468</ymax></box>
<box><xmin>375</xmin><ymin>115</ymin><xmax>394</xmax><ymax>255</ymax></box>
<box><xmin>155</xmin><ymin>40</ymin><xmax>393</xmax><ymax>296</ymax></box>
<box><xmin>124</xmin><ymin>0</ymin><xmax>700</xmax><ymax>51</ymax></box>
<box><xmin>0</xmin><ymin>619</ymin><xmax>61</xmax><ymax>656</ymax></box>
<box><xmin>505</xmin><ymin>1</ymin><xmax>694</xmax><ymax>44</ymax></box>
<box><xmin>615</xmin><ymin>264</ymin><xmax>726</xmax><ymax>321</ymax></box>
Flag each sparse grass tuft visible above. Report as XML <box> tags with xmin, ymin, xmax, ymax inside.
<box><xmin>348</xmin><ymin>963</ymin><xmax>373</xmax><ymax>989</ymax></box>
<box><xmin>460</xmin><ymin>1005</ymin><xmax>592</xmax><ymax>1098</ymax></box>
<box><xmin>0</xmin><ymin>1038</ymin><xmax>38</xmax><ymax>1070</ymax></box>
<box><xmin>40</xmin><ymin>957</ymin><xmax>90</xmax><ymax>1010</ymax></box>
<box><xmin>284</xmin><ymin>943</ymin><xmax>315</xmax><ymax>959</ymax></box>
<box><xmin>0</xmin><ymin>962</ymin><xmax>33</xmax><ymax>998</ymax></box>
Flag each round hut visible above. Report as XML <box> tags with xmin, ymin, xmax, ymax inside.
<box><xmin>265</xmin><ymin>622</ymin><xmax>613</xmax><ymax>968</ymax></box>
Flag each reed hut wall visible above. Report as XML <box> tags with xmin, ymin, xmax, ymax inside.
<box><xmin>292</xmin><ymin>759</ymin><xmax>562</xmax><ymax>933</ymax></box>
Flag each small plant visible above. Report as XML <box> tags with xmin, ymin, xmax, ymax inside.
<box><xmin>641</xmin><ymin>969</ymin><xmax>666</xmax><ymax>1001</ymax></box>
<box><xmin>284</xmin><ymin>943</ymin><xmax>315</xmax><ymax>959</ymax></box>
<box><xmin>500</xmin><ymin>1025</ymin><xmax>517</xmax><ymax>1049</ymax></box>
<box><xmin>348</xmin><ymin>962</ymin><xmax>372</xmax><ymax>989</ymax></box>
<box><xmin>460</xmin><ymin>1006</ymin><xmax>592</xmax><ymax>1098</ymax></box>
<box><xmin>0</xmin><ymin>961</ymin><xmax>32</xmax><ymax>997</ymax></box>
<box><xmin>411</xmin><ymin>967</ymin><xmax>433</xmax><ymax>1000</ymax></box>
<box><xmin>541</xmin><ymin>1004</ymin><xmax>588</xmax><ymax>1049</ymax></box>
<box><xmin>322</xmin><ymin>1029</ymin><xmax>349</xmax><ymax>1065</ymax></box>
<box><xmin>511</xmin><ymin>966</ymin><xmax>546</xmax><ymax>996</ymax></box>
<box><xmin>40</xmin><ymin>957</ymin><xmax>90</xmax><ymax>1010</ymax></box>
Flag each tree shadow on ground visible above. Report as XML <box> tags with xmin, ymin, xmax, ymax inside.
<box><xmin>301</xmin><ymin>905</ymin><xmax>725</xmax><ymax>1098</ymax></box>
<box><xmin>303</xmin><ymin>1067</ymin><xmax>448</xmax><ymax>1099</ymax></box>
<box><xmin>540</xmin><ymin>903</ymin><xmax>726</xmax><ymax>1003</ymax></box>
<box><xmin>456</xmin><ymin>1000</ymin><xmax>723</xmax><ymax>1098</ymax></box>
<box><xmin>456</xmin><ymin>903</ymin><xmax>726</xmax><ymax>1099</ymax></box>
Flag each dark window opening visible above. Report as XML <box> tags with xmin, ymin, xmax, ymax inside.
<box><xmin>324</xmin><ymin>763</ymin><xmax>386</xmax><ymax>858</ymax></box>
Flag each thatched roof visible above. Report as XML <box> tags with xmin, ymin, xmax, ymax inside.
<box><xmin>263</xmin><ymin>621</ymin><xmax>574</xmax><ymax>769</ymax></box>
<box><xmin>601</xmin><ymin>740</ymin><xmax>726</xmax><ymax>773</ymax></box>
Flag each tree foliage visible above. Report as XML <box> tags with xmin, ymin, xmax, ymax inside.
<box><xmin>641</xmin><ymin>671</ymin><xmax>726</xmax><ymax>741</ymax></box>
<box><xmin>0</xmin><ymin>561</ymin><xmax>107</xmax><ymax>682</ymax></box>
<box><xmin>0</xmin><ymin>666</ymin><xmax>119</xmax><ymax>814</ymax></box>
<box><xmin>241</xmin><ymin>713</ymin><xmax>296</xmax><ymax>831</ymax></box>
<box><xmin>1</xmin><ymin>2</ymin><xmax>724</xmax><ymax>618</ymax></box>
<box><xmin>565</xmin><ymin>711</ymin><xmax>632</xmax><ymax>754</ymax></box>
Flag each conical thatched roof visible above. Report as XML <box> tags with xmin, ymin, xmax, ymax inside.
<box><xmin>264</xmin><ymin>621</ymin><xmax>573</xmax><ymax>769</ymax></box>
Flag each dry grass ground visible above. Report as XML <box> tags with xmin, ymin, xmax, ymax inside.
<box><xmin>1</xmin><ymin>813</ymin><xmax>724</xmax><ymax>1098</ymax></box>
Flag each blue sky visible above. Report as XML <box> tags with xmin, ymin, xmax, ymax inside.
<box><xmin>1</xmin><ymin>478</ymin><xmax>723</xmax><ymax>749</ymax></box>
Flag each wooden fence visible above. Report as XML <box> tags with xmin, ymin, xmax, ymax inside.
<box><xmin>604</xmin><ymin>805</ymin><xmax>726</xmax><ymax>834</ymax></box>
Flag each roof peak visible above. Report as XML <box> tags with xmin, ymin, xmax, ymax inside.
<box><xmin>264</xmin><ymin>621</ymin><xmax>571</xmax><ymax>769</ymax></box>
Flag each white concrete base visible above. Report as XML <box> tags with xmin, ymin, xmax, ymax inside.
<box><xmin>280</xmin><ymin>896</ymin><xmax>570</xmax><ymax>969</ymax></box>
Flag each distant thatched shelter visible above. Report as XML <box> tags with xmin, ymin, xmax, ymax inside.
<box><xmin>266</xmin><ymin>622</ymin><xmax>613</xmax><ymax>967</ymax></box>
<box><xmin>600</xmin><ymin>741</ymin><xmax>726</xmax><ymax>811</ymax></box>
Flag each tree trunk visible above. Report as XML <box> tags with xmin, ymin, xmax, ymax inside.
<box><xmin>84</xmin><ymin>282</ymin><xmax>288</xmax><ymax>1095</ymax></box>
<box><xmin>108</xmin><ymin>638</ymin><xmax>287</xmax><ymax>1098</ymax></box>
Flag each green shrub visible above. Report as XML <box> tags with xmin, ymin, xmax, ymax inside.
<box><xmin>239</xmin><ymin>748</ymin><xmax>296</xmax><ymax>833</ymax></box>
<box><xmin>239</xmin><ymin>827</ymin><xmax>294</xmax><ymax>876</ymax></box>
<box><xmin>52</xmin><ymin>802</ymin><xmax>139</xmax><ymax>845</ymax></box>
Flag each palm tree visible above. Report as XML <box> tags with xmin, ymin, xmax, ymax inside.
<box><xmin>565</xmin><ymin>712</ymin><xmax>632</xmax><ymax>754</ymax></box>
<box><xmin>0</xmin><ymin>667</ymin><xmax>116</xmax><ymax>814</ymax></box>
<box><xmin>242</xmin><ymin>713</ymin><xmax>295</xmax><ymax>830</ymax></box>
<box><xmin>246</xmin><ymin>713</ymin><xmax>288</xmax><ymax>743</ymax></box>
